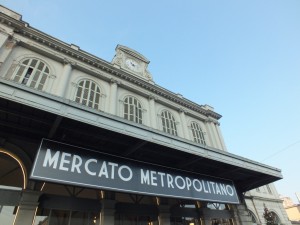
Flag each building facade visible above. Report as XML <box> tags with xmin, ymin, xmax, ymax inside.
<box><xmin>281</xmin><ymin>197</ymin><xmax>300</xmax><ymax>223</ymax></box>
<box><xmin>0</xmin><ymin>5</ymin><xmax>291</xmax><ymax>225</ymax></box>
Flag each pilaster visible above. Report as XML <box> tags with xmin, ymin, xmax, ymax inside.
<box><xmin>100</xmin><ymin>199</ymin><xmax>116</xmax><ymax>225</ymax></box>
<box><xmin>205</xmin><ymin>118</ymin><xmax>217</xmax><ymax>148</ymax></box>
<box><xmin>232</xmin><ymin>204</ymin><xmax>253</xmax><ymax>225</ymax></box>
<box><xmin>215</xmin><ymin>123</ymin><xmax>227</xmax><ymax>151</ymax></box>
<box><xmin>158</xmin><ymin>205</ymin><xmax>171</xmax><ymax>225</ymax></box>
<box><xmin>148</xmin><ymin>95</ymin><xmax>157</xmax><ymax>129</ymax></box>
<box><xmin>211</xmin><ymin>121</ymin><xmax>222</xmax><ymax>150</ymax></box>
<box><xmin>56</xmin><ymin>59</ymin><xmax>75</xmax><ymax>98</ymax></box>
<box><xmin>13</xmin><ymin>190</ymin><xmax>42</xmax><ymax>225</ymax></box>
<box><xmin>179</xmin><ymin>108</ymin><xmax>189</xmax><ymax>139</ymax></box>
<box><xmin>109</xmin><ymin>78</ymin><xmax>120</xmax><ymax>115</ymax></box>
<box><xmin>0</xmin><ymin>36</ymin><xmax>18</xmax><ymax>67</ymax></box>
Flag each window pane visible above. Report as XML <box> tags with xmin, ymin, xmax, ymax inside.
<box><xmin>23</xmin><ymin>59</ymin><xmax>30</xmax><ymax>65</ymax></box>
<box><xmin>30</xmin><ymin>59</ymin><xmax>38</xmax><ymax>67</ymax></box>
<box><xmin>161</xmin><ymin>111</ymin><xmax>177</xmax><ymax>136</ymax></box>
<box><xmin>123</xmin><ymin>96</ymin><xmax>142</xmax><ymax>124</ymax></box>
<box><xmin>11</xmin><ymin>58</ymin><xmax>49</xmax><ymax>90</ymax></box>
<box><xmin>38</xmin><ymin>74</ymin><xmax>48</xmax><ymax>91</ymax></box>
<box><xmin>191</xmin><ymin>122</ymin><xmax>206</xmax><ymax>145</ymax></box>
<box><xmin>75</xmin><ymin>80</ymin><xmax>101</xmax><ymax>110</ymax></box>
<box><xmin>29</xmin><ymin>70</ymin><xmax>40</xmax><ymax>88</ymax></box>
<box><xmin>37</xmin><ymin>61</ymin><xmax>44</xmax><ymax>71</ymax></box>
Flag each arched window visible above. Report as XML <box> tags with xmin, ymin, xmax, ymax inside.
<box><xmin>123</xmin><ymin>96</ymin><xmax>143</xmax><ymax>124</ymax></box>
<box><xmin>270</xmin><ymin>212</ymin><xmax>280</xmax><ymax>225</ymax></box>
<box><xmin>8</xmin><ymin>58</ymin><xmax>50</xmax><ymax>91</ymax></box>
<box><xmin>161</xmin><ymin>110</ymin><xmax>177</xmax><ymax>136</ymax></box>
<box><xmin>190</xmin><ymin>122</ymin><xmax>206</xmax><ymax>145</ymax></box>
<box><xmin>75</xmin><ymin>79</ymin><xmax>101</xmax><ymax>110</ymax></box>
<box><xmin>207</xmin><ymin>203</ymin><xmax>227</xmax><ymax>210</ymax></box>
<box><xmin>263</xmin><ymin>206</ymin><xmax>281</xmax><ymax>225</ymax></box>
<box><xmin>248</xmin><ymin>210</ymin><xmax>258</xmax><ymax>225</ymax></box>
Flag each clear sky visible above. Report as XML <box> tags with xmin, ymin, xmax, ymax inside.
<box><xmin>2</xmin><ymin>0</ymin><xmax>300</xmax><ymax>202</ymax></box>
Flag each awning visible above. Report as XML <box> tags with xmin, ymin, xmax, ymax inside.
<box><xmin>0</xmin><ymin>79</ymin><xmax>282</xmax><ymax>195</ymax></box>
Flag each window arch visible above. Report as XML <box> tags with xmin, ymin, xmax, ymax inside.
<box><xmin>270</xmin><ymin>211</ymin><xmax>280</xmax><ymax>225</ymax></box>
<box><xmin>207</xmin><ymin>202</ymin><xmax>228</xmax><ymax>210</ymax></box>
<box><xmin>8</xmin><ymin>58</ymin><xmax>50</xmax><ymax>91</ymax></box>
<box><xmin>123</xmin><ymin>96</ymin><xmax>143</xmax><ymax>124</ymax></box>
<box><xmin>248</xmin><ymin>210</ymin><xmax>258</xmax><ymax>225</ymax></box>
<box><xmin>190</xmin><ymin>121</ymin><xmax>206</xmax><ymax>145</ymax></box>
<box><xmin>75</xmin><ymin>79</ymin><xmax>101</xmax><ymax>110</ymax></box>
<box><xmin>160</xmin><ymin>110</ymin><xmax>177</xmax><ymax>136</ymax></box>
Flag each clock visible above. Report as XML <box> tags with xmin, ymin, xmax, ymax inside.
<box><xmin>125</xmin><ymin>58</ymin><xmax>140</xmax><ymax>72</ymax></box>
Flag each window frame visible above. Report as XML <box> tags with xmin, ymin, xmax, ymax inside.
<box><xmin>123</xmin><ymin>96</ymin><xmax>143</xmax><ymax>124</ymax></box>
<box><xmin>8</xmin><ymin>58</ymin><xmax>50</xmax><ymax>91</ymax></box>
<box><xmin>160</xmin><ymin>110</ymin><xmax>178</xmax><ymax>136</ymax></box>
<box><xmin>190</xmin><ymin>121</ymin><xmax>206</xmax><ymax>145</ymax></box>
<box><xmin>74</xmin><ymin>79</ymin><xmax>102</xmax><ymax>111</ymax></box>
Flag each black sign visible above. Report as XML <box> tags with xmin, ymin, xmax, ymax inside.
<box><xmin>31</xmin><ymin>139</ymin><xmax>239</xmax><ymax>204</ymax></box>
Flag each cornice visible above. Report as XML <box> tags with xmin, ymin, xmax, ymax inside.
<box><xmin>0</xmin><ymin>12</ymin><xmax>222</xmax><ymax>120</ymax></box>
<box><xmin>244</xmin><ymin>195</ymin><xmax>283</xmax><ymax>203</ymax></box>
<box><xmin>116</xmin><ymin>44</ymin><xmax>150</xmax><ymax>63</ymax></box>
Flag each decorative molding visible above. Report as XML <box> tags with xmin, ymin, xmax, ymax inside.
<box><xmin>0</xmin><ymin>12</ymin><xmax>222</xmax><ymax>120</ymax></box>
<box><xmin>205</xmin><ymin>117</ymin><xmax>218</xmax><ymax>124</ymax></box>
<box><xmin>49</xmin><ymin>74</ymin><xmax>56</xmax><ymax>79</ymax></box>
<box><xmin>148</xmin><ymin>94</ymin><xmax>158</xmax><ymax>101</ymax></box>
<box><xmin>63</xmin><ymin>58</ymin><xmax>76</xmax><ymax>67</ymax></box>
<box><xmin>70</xmin><ymin>82</ymin><xmax>78</xmax><ymax>88</ymax></box>
<box><xmin>178</xmin><ymin>107</ymin><xmax>187</xmax><ymax>113</ymax></box>
<box><xmin>110</xmin><ymin>78</ymin><xmax>121</xmax><ymax>85</ymax></box>
<box><xmin>5</xmin><ymin>36</ymin><xmax>19</xmax><ymax>49</ymax></box>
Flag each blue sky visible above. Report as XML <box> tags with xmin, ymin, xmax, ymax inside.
<box><xmin>2</xmin><ymin>0</ymin><xmax>300</xmax><ymax>202</ymax></box>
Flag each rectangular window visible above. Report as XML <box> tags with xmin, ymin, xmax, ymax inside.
<box><xmin>266</xmin><ymin>185</ymin><xmax>272</xmax><ymax>194</ymax></box>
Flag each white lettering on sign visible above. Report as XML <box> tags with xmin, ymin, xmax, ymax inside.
<box><xmin>71</xmin><ymin>155</ymin><xmax>82</xmax><ymax>173</ymax></box>
<box><xmin>43</xmin><ymin>149</ymin><xmax>60</xmax><ymax>169</ymax></box>
<box><xmin>39</xmin><ymin>148</ymin><xmax>237</xmax><ymax>201</ymax></box>
<box><xmin>42</xmin><ymin>149</ymin><xmax>134</xmax><ymax>182</ymax></box>
<box><xmin>138</xmin><ymin>168</ymin><xmax>233</xmax><ymax>196</ymax></box>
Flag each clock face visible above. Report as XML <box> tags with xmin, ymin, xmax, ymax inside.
<box><xmin>125</xmin><ymin>58</ymin><xmax>140</xmax><ymax>72</ymax></box>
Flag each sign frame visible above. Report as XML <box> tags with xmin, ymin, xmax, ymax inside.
<box><xmin>30</xmin><ymin>139</ymin><xmax>240</xmax><ymax>204</ymax></box>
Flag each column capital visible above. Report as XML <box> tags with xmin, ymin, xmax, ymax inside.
<box><xmin>205</xmin><ymin>117</ymin><xmax>219</xmax><ymax>125</ymax></box>
<box><xmin>110</xmin><ymin>78</ymin><xmax>121</xmax><ymax>85</ymax></box>
<box><xmin>19</xmin><ymin>189</ymin><xmax>42</xmax><ymax>204</ymax></box>
<box><xmin>178</xmin><ymin>107</ymin><xmax>187</xmax><ymax>114</ymax></box>
<box><xmin>148</xmin><ymin>94</ymin><xmax>158</xmax><ymax>101</ymax></box>
<box><xmin>63</xmin><ymin>58</ymin><xmax>76</xmax><ymax>66</ymax></box>
<box><xmin>6</xmin><ymin>36</ymin><xmax>19</xmax><ymax>48</ymax></box>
